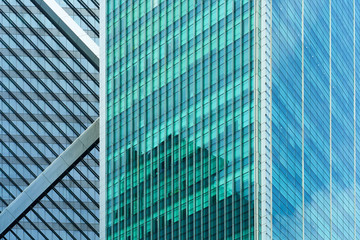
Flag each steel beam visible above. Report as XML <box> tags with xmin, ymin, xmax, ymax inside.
<box><xmin>0</xmin><ymin>118</ymin><xmax>99</xmax><ymax>238</ymax></box>
<box><xmin>31</xmin><ymin>0</ymin><xmax>99</xmax><ymax>70</ymax></box>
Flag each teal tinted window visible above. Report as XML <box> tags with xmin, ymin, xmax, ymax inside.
<box><xmin>105</xmin><ymin>0</ymin><xmax>259</xmax><ymax>239</ymax></box>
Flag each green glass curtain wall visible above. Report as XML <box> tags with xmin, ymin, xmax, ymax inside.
<box><xmin>105</xmin><ymin>0</ymin><xmax>261</xmax><ymax>239</ymax></box>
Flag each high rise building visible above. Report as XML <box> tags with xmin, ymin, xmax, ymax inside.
<box><xmin>102</xmin><ymin>0</ymin><xmax>360</xmax><ymax>240</ymax></box>
<box><xmin>1</xmin><ymin>0</ymin><xmax>100</xmax><ymax>239</ymax></box>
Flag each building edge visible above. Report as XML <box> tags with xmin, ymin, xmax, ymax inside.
<box><xmin>99</xmin><ymin>0</ymin><xmax>107</xmax><ymax>238</ymax></box>
<box><xmin>259</xmin><ymin>0</ymin><xmax>273</xmax><ymax>239</ymax></box>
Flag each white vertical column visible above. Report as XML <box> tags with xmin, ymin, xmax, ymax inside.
<box><xmin>99</xmin><ymin>0</ymin><xmax>107</xmax><ymax>239</ymax></box>
<box><xmin>259</xmin><ymin>0</ymin><xmax>273</xmax><ymax>239</ymax></box>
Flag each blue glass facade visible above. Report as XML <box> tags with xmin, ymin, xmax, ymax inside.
<box><xmin>271</xmin><ymin>0</ymin><xmax>360</xmax><ymax>239</ymax></box>
<box><xmin>354</xmin><ymin>0</ymin><xmax>360</xmax><ymax>239</ymax></box>
<box><xmin>356</xmin><ymin>1</ymin><xmax>360</xmax><ymax>238</ymax></box>
<box><xmin>1</xmin><ymin>0</ymin><xmax>99</xmax><ymax>239</ymax></box>
<box><xmin>331</xmin><ymin>1</ymin><xmax>355</xmax><ymax>239</ymax></box>
<box><xmin>303</xmin><ymin>0</ymin><xmax>331</xmax><ymax>239</ymax></box>
<box><xmin>271</xmin><ymin>1</ymin><xmax>303</xmax><ymax>239</ymax></box>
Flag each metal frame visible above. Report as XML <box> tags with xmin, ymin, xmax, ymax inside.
<box><xmin>0</xmin><ymin>118</ymin><xmax>100</xmax><ymax>238</ymax></box>
<box><xmin>31</xmin><ymin>0</ymin><xmax>100</xmax><ymax>70</ymax></box>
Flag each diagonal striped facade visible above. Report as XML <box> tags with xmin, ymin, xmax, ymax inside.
<box><xmin>0</xmin><ymin>0</ymin><xmax>100</xmax><ymax>239</ymax></box>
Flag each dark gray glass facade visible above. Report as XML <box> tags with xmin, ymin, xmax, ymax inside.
<box><xmin>1</xmin><ymin>0</ymin><xmax>99</xmax><ymax>239</ymax></box>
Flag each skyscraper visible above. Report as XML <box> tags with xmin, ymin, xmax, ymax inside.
<box><xmin>1</xmin><ymin>0</ymin><xmax>100</xmax><ymax>239</ymax></box>
<box><xmin>102</xmin><ymin>0</ymin><xmax>360</xmax><ymax>240</ymax></box>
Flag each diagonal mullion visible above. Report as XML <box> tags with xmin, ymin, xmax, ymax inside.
<box><xmin>1</xmin><ymin>136</ymin><xmax>100</xmax><ymax>226</ymax></box>
<box><xmin>4</xmin><ymin>1</ymin><xmax>99</xmax><ymax>90</ymax></box>
<box><xmin>0</xmin><ymin>14</ymin><xmax>98</xmax><ymax>120</ymax></box>
<box><xmin>0</xmin><ymin>173</ymin><xmax>76</xmax><ymax>240</ymax></box>
<box><xmin>0</xmin><ymin>111</ymin><xmax>100</xmax><ymax>208</ymax></box>
<box><xmin>76</xmin><ymin>0</ymin><xmax>99</xmax><ymax>22</ymax></box>
<box><xmin>0</xmin><ymin>171</ymin><xmax>66</xmax><ymax>240</ymax></box>
<box><xmin>0</xmin><ymin>65</ymin><xmax>99</xmax><ymax>166</ymax></box>
<box><xmin>1</xmin><ymin>0</ymin><xmax>100</xmax><ymax>238</ymax></box>
<box><xmin>0</xmin><ymin>79</ymin><xmax>100</xmax><ymax>179</ymax></box>
<box><xmin>7</xmin><ymin>0</ymin><xmax>99</xmax><ymax>94</ymax></box>
<box><xmin>0</xmin><ymin>46</ymin><xmax>89</xmax><ymax>139</ymax></box>
<box><xmin>0</xmin><ymin>107</ymin><xmax>100</xmax><ymax>206</ymax></box>
<box><xmin>63</xmin><ymin>0</ymin><xmax>99</xmax><ymax>36</ymax></box>
<box><xmin>0</xmin><ymin>119</ymin><xmax>99</xmax><ymax>238</ymax></box>
<box><xmin>7</xmin><ymin>0</ymin><xmax>99</xmax><ymax>102</ymax></box>
<box><xmin>29</xmin><ymin>0</ymin><xmax>99</xmax><ymax>70</ymax></box>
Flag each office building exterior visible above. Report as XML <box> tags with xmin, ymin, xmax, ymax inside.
<box><xmin>1</xmin><ymin>0</ymin><xmax>100</xmax><ymax>239</ymax></box>
<box><xmin>102</xmin><ymin>0</ymin><xmax>360</xmax><ymax>240</ymax></box>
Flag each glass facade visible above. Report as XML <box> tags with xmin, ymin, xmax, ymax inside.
<box><xmin>103</xmin><ymin>0</ymin><xmax>360</xmax><ymax>239</ymax></box>
<box><xmin>1</xmin><ymin>0</ymin><xmax>99</xmax><ymax>239</ymax></box>
<box><xmin>53</xmin><ymin>0</ymin><xmax>100</xmax><ymax>44</ymax></box>
<box><xmin>271</xmin><ymin>0</ymin><xmax>360</xmax><ymax>239</ymax></box>
<box><xmin>105</xmin><ymin>0</ymin><xmax>260</xmax><ymax>239</ymax></box>
<box><xmin>271</xmin><ymin>1</ymin><xmax>303</xmax><ymax>239</ymax></box>
<box><xmin>303</xmin><ymin>0</ymin><xmax>331</xmax><ymax>239</ymax></box>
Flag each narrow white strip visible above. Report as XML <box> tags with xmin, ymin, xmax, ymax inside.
<box><xmin>99</xmin><ymin>0</ymin><xmax>107</xmax><ymax>239</ymax></box>
<box><xmin>254</xmin><ymin>0</ymin><xmax>260</xmax><ymax>239</ymax></box>
<box><xmin>259</xmin><ymin>0</ymin><xmax>273</xmax><ymax>239</ymax></box>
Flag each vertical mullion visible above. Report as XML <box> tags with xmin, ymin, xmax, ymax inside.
<box><xmin>110</xmin><ymin>1</ymin><xmax>116</xmax><ymax>237</ymax></box>
<box><xmin>163</xmin><ymin>3</ymin><xmax>168</xmax><ymax>238</ymax></box>
<box><xmin>136</xmin><ymin>1</ymin><xmax>142</xmax><ymax>238</ymax></box>
<box><xmin>185</xmin><ymin>2</ymin><xmax>190</xmax><ymax>238</ymax></box>
<box><xmin>329</xmin><ymin>0</ymin><xmax>333</xmax><ymax>238</ymax></box>
<box><xmin>145</xmin><ymin>1</ymin><xmax>151</xmax><ymax>237</ymax></box>
<box><xmin>246</xmin><ymin>1</ymin><xmax>250</xmax><ymax>239</ymax></box>
<box><xmin>231</xmin><ymin>1</ymin><xmax>236</xmax><ymax>238</ymax></box>
<box><xmin>253</xmin><ymin>0</ymin><xmax>260</xmax><ymax>240</ymax></box>
<box><xmin>172</xmin><ymin>2</ymin><xmax>178</xmax><ymax>238</ymax></box>
<box><xmin>223</xmin><ymin>1</ymin><xmax>228</xmax><ymax>237</ymax></box>
<box><xmin>129</xmin><ymin>1</ymin><xmax>135</xmax><ymax>238</ymax></box>
<box><xmin>149</xmin><ymin>1</ymin><xmax>154</xmax><ymax>238</ymax></box>
<box><xmin>199</xmin><ymin>2</ymin><xmax>205</xmax><ymax>238</ymax></box>
<box><xmin>123</xmin><ymin>2</ymin><xmax>129</xmax><ymax>236</ymax></box>
<box><xmin>116</xmin><ymin>3</ymin><xmax>121</xmax><ymax>238</ymax></box>
<box><xmin>191</xmin><ymin>2</ymin><xmax>197</xmax><ymax>239</ymax></box>
<box><xmin>206</xmin><ymin>2</ymin><xmax>212</xmax><ymax>237</ymax></box>
<box><xmin>214</xmin><ymin>1</ymin><xmax>220</xmax><ymax>238</ymax></box>
<box><xmin>248</xmin><ymin>0</ymin><xmax>252</xmax><ymax>238</ymax></box>
<box><xmin>157</xmin><ymin>3</ymin><xmax>161</xmax><ymax>239</ymax></box>
<box><xmin>239</xmin><ymin>1</ymin><xmax>244</xmax><ymax>239</ymax></box>
<box><xmin>171</xmin><ymin>1</ymin><xmax>175</xmax><ymax>238</ymax></box>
